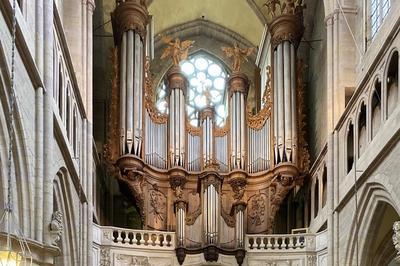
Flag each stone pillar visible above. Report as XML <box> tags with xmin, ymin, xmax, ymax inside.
<box><xmin>167</xmin><ymin>67</ymin><xmax>187</xmax><ymax>167</ymax></box>
<box><xmin>267</xmin><ymin>3</ymin><xmax>304</xmax><ymax>165</ymax></box>
<box><xmin>228</xmin><ymin>73</ymin><xmax>249</xmax><ymax>170</ymax></box>
<box><xmin>112</xmin><ymin>0</ymin><xmax>149</xmax><ymax>157</ymax></box>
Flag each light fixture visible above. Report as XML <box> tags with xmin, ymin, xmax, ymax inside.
<box><xmin>0</xmin><ymin>0</ymin><xmax>32</xmax><ymax>264</ymax></box>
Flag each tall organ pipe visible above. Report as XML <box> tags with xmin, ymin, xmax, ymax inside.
<box><xmin>112</xmin><ymin>0</ymin><xmax>148</xmax><ymax>157</ymax></box>
<box><xmin>167</xmin><ymin>68</ymin><xmax>187</xmax><ymax>167</ymax></box>
<box><xmin>228</xmin><ymin>73</ymin><xmax>249</xmax><ymax>170</ymax></box>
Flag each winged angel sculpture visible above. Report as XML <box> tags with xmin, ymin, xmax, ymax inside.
<box><xmin>263</xmin><ymin>0</ymin><xmax>303</xmax><ymax>16</ymax></box>
<box><xmin>222</xmin><ymin>43</ymin><xmax>254</xmax><ymax>73</ymax></box>
<box><xmin>160</xmin><ymin>36</ymin><xmax>195</xmax><ymax>67</ymax></box>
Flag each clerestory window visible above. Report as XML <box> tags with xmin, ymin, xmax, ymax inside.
<box><xmin>156</xmin><ymin>53</ymin><xmax>228</xmax><ymax>127</ymax></box>
<box><xmin>370</xmin><ymin>0</ymin><xmax>390</xmax><ymax>40</ymax></box>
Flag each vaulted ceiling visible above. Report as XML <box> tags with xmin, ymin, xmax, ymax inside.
<box><xmin>147</xmin><ymin>0</ymin><xmax>265</xmax><ymax>46</ymax></box>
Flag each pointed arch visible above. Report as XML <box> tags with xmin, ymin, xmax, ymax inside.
<box><xmin>345</xmin><ymin>181</ymin><xmax>400</xmax><ymax>265</ymax></box>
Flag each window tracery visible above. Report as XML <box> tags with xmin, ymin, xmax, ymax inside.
<box><xmin>156</xmin><ymin>53</ymin><xmax>228</xmax><ymax>127</ymax></box>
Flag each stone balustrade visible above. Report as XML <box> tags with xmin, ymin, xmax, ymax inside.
<box><xmin>96</xmin><ymin>224</ymin><xmax>176</xmax><ymax>250</ymax></box>
<box><xmin>246</xmin><ymin>233</ymin><xmax>316</xmax><ymax>252</ymax></box>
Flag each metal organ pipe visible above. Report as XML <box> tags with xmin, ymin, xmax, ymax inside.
<box><xmin>291</xmin><ymin>44</ymin><xmax>297</xmax><ymax>163</ymax></box>
<box><xmin>276</xmin><ymin>44</ymin><xmax>285</xmax><ymax>162</ymax></box>
<box><xmin>119</xmin><ymin>34</ymin><xmax>127</xmax><ymax>154</ymax></box>
<box><xmin>167</xmin><ymin>69</ymin><xmax>186</xmax><ymax>167</ymax></box>
<box><xmin>228</xmin><ymin>73</ymin><xmax>249</xmax><ymax>170</ymax></box>
<box><xmin>284</xmin><ymin>41</ymin><xmax>292</xmax><ymax>162</ymax></box>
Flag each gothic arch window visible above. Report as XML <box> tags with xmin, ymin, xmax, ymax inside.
<box><xmin>347</xmin><ymin>122</ymin><xmax>354</xmax><ymax>174</ymax></box>
<box><xmin>156</xmin><ymin>53</ymin><xmax>228</xmax><ymax>127</ymax></box>
<box><xmin>370</xmin><ymin>0</ymin><xmax>391</xmax><ymax>40</ymax></box>
<box><xmin>66</xmin><ymin>84</ymin><xmax>71</xmax><ymax>140</ymax></box>
<box><xmin>386</xmin><ymin>50</ymin><xmax>398</xmax><ymax>117</ymax></box>
<box><xmin>314</xmin><ymin>178</ymin><xmax>319</xmax><ymax>218</ymax></box>
<box><xmin>322</xmin><ymin>165</ymin><xmax>327</xmax><ymax>208</ymax></box>
<box><xmin>371</xmin><ymin>79</ymin><xmax>382</xmax><ymax>138</ymax></box>
<box><xmin>358</xmin><ymin>102</ymin><xmax>367</xmax><ymax>157</ymax></box>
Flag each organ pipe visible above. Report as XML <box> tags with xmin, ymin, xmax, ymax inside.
<box><xmin>228</xmin><ymin>73</ymin><xmax>249</xmax><ymax>170</ymax></box>
<box><xmin>167</xmin><ymin>68</ymin><xmax>187</xmax><ymax>167</ymax></box>
<box><xmin>112</xmin><ymin>0</ymin><xmax>149</xmax><ymax>158</ymax></box>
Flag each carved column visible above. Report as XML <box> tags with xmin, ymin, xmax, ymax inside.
<box><xmin>112</xmin><ymin>0</ymin><xmax>149</xmax><ymax>157</ymax></box>
<box><xmin>167</xmin><ymin>67</ymin><xmax>187</xmax><ymax>167</ymax></box>
<box><xmin>266</xmin><ymin>1</ymin><xmax>304</xmax><ymax>165</ymax></box>
<box><xmin>228</xmin><ymin>73</ymin><xmax>249</xmax><ymax>170</ymax></box>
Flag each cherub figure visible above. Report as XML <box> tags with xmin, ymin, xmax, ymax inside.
<box><xmin>160</xmin><ymin>36</ymin><xmax>195</xmax><ymax>66</ymax></box>
<box><xmin>222</xmin><ymin>42</ymin><xmax>254</xmax><ymax>73</ymax></box>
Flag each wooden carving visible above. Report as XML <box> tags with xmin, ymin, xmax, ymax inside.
<box><xmin>103</xmin><ymin>48</ymin><xmax>120</xmax><ymax>164</ymax></box>
<box><xmin>296</xmin><ymin>60</ymin><xmax>310</xmax><ymax>173</ymax></box>
<box><xmin>214</xmin><ymin>116</ymin><xmax>230</xmax><ymax>137</ymax></box>
<box><xmin>186</xmin><ymin>191</ymin><xmax>201</xmax><ymax>225</ymax></box>
<box><xmin>263</xmin><ymin>0</ymin><xmax>304</xmax><ymax>18</ymax></box>
<box><xmin>148</xmin><ymin>185</ymin><xmax>167</xmax><ymax>229</ymax></box>
<box><xmin>222</xmin><ymin>43</ymin><xmax>254</xmax><ymax>73</ymax></box>
<box><xmin>248</xmin><ymin>193</ymin><xmax>267</xmax><ymax>229</ymax></box>
<box><xmin>247</xmin><ymin>66</ymin><xmax>273</xmax><ymax>130</ymax></box>
<box><xmin>144</xmin><ymin>56</ymin><xmax>168</xmax><ymax>124</ymax></box>
<box><xmin>160</xmin><ymin>36</ymin><xmax>195</xmax><ymax>67</ymax></box>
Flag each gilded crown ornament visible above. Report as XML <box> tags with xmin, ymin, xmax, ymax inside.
<box><xmin>263</xmin><ymin>0</ymin><xmax>305</xmax><ymax>47</ymax></box>
<box><xmin>160</xmin><ymin>36</ymin><xmax>195</xmax><ymax>67</ymax></box>
<box><xmin>222</xmin><ymin>42</ymin><xmax>254</xmax><ymax>73</ymax></box>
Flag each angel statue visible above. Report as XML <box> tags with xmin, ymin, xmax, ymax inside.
<box><xmin>160</xmin><ymin>36</ymin><xmax>195</xmax><ymax>67</ymax></box>
<box><xmin>222</xmin><ymin>42</ymin><xmax>254</xmax><ymax>73</ymax></box>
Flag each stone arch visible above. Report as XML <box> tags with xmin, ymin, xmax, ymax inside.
<box><xmin>383</xmin><ymin>48</ymin><xmax>399</xmax><ymax>117</ymax></box>
<box><xmin>368</xmin><ymin>75</ymin><xmax>382</xmax><ymax>139</ymax></box>
<box><xmin>355</xmin><ymin>100</ymin><xmax>367</xmax><ymax>158</ymax></box>
<box><xmin>345</xmin><ymin>182</ymin><xmax>400</xmax><ymax>265</ymax></box>
<box><xmin>53</xmin><ymin>168</ymin><xmax>79</xmax><ymax>265</ymax></box>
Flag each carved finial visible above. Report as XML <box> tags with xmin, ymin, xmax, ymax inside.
<box><xmin>222</xmin><ymin>42</ymin><xmax>254</xmax><ymax>73</ymax></box>
<box><xmin>160</xmin><ymin>36</ymin><xmax>195</xmax><ymax>67</ymax></box>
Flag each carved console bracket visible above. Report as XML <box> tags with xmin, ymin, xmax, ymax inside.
<box><xmin>175</xmin><ymin>246</ymin><xmax>246</xmax><ymax>266</ymax></box>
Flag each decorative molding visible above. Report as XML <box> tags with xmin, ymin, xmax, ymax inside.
<box><xmin>247</xmin><ymin>66</ymin><xmax>272</xmax><ymax>130</ymax></box>
<box><xmin>100</xmin><ymin>248</ymin><xmax>111</xmax><ymax>266</ymax></box>
<box><xmin>393</xmin><ymin>221</ymin><xmax>400</xmax><ymax>255</ymax></box>
<box><xmin>112</xmin><ymin>0</ymin><xmax>149</xmax><ymax>44</ymax></box>
<box><xmin>296</xmin><ymin>60</ymin><xmax>310</xmax><ymax>173</ymax></box>
<box><xmin>144</xmin><ymin>56</ymin><xmax>168</xmax><ymax>124</ymax></box>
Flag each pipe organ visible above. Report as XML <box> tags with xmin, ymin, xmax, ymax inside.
<box><xmin>104</xmin><ymin>0</ymin><xmax>309</xmax><ymax>265</ymax></box>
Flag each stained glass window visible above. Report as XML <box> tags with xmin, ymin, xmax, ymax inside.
<box><xmin>156</xmin><ymin>53</ymin><xmax>228</xmax><ymax>127</ymax></box>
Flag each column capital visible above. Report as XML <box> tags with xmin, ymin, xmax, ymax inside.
<box><xmin>112</xmin><ymin>0</ymin><xmax>149</xmax><ymax>44</ymax></box>
<box><xmin>166</xmin><ymin>66</ymin><xmax>188</xmax><ymax>96</ymax></box>
<box><xmin>228</xmin><ymin>73</ymin><xmax>249</xmax><ymax>98</ymax></box>
<box><xmin>86</xmin><ymin>0</ymin><xmax>96</xmax><ymax>12</ymax></box>
<box><xmin>264</xmin><ymin>0</ymin><xmax>304</xmax><ymax>48</ymax></box>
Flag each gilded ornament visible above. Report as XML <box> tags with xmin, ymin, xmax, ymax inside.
<box><xmin>160</xmin><ymin>36</ymin><xmax>195</xmax><ymax>67</ymax></box>
<box><xmin>222</xmin><ymin>42</ymin><xmax>254</xmax><ymax>73</ymax></box>
<box><xmin>247</xmin><ymin>66</ymin><xmax>273</xmax><ymax>130</ymax></box>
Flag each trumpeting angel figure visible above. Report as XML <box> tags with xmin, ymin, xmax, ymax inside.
<box><xmin>222</xmin><ymin>42</ymin><xmax>254</xmax><ymax>73</ymax></box>
<box><xmin>160</xmin><ymin>36</ymin><xmax>195</xmax><ymax>67</ymax></box>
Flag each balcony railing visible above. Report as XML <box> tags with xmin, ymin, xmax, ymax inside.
<box><xmin>94</xmin><ymin>224</ymin><xmax>176</xmax><ymax>250</ymax></box>
<box><xmin>246</xmin><ymin>233</ymin><xmax>316</xmax><ymax>252</ymax></box>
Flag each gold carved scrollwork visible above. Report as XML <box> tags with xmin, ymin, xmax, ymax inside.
<box><xmin>214</xmin><ymin>116</ymin><xmax>230</xmax><ymax>137</ymax></box>
<box><xmin>247</xmin><ymin>66</ymin><xmax>273</xmax><ymax>130</ymax></box>
<box><xmin>104</xmin><ymin>48</ymin><xmax>120</xmax><ymax>164</ymax></box>
<box><xmin>296</xmin><ymin>60</ymin><xmax>310</xmax><ymax>173</ymax></box>
<box><xmin>144</xmin><ymin>56</ymin><xmax>168</xmax><ymax>124</ymax></box>
<box><xmin>186</xmin><ymin>121</ymin><xmax>201</xmax><ymax>136</ymax></box>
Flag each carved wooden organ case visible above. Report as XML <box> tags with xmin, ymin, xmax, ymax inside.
<box><xmin>104</xmin><ymin>0</ymin><xmax>309</xmax><ymax>264</ymax></box>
